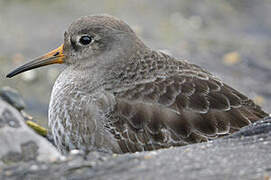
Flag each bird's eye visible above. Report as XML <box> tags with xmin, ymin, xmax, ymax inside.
<box><xmin>79</xmin><ymin>35</ymin><xmax>93</xmax><ymax>45</ymax></box>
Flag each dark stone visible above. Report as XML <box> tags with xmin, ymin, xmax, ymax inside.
<box><xmin>0</xmin><ymin>87</ymin><xmax>25</xmax><ymax>111</ymax></box>
<box><xmin>21</xmin><ymin>141</ymin><xmax>39</xmax><ymax>161</ymax></box>
<box><xmin>228</xmin><ymin>117</ymin><xmax>271</xmax><ymax>138</ymax></box>
<box><xmin>0</xmin><ymin>109</ymin><xmax>20</xmax><ymax>128</ymax></box>
<box><xmin>2</xmin><ymin>141</ymin><xmax>40</xmax><ymax>164</ymax></box>
<box><xmin>1</xmin><ymin>152</ymin><xmax>23</xmax><ymax>164</ymax></box>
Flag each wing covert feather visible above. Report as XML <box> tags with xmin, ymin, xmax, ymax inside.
<box><xmin>105</xmin><ymin>64</ymin><xmax>267</xmax><ymax>153</ymax></box>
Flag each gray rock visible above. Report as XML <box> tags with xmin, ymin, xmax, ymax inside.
<box><xmin>0</xmin><ymin>87</ymin><xmax>25</xmax><ymax>111</ymax></box>
<box><xmin>0</xmin><ymin>98</ymin><xmax>62</xmax><ymax>165</ymax></box>
<box><xmin>0</xmin><ymin>87</ymin><xmax>34</xmax><ymax>122</ymax></box>
<box><xmin>0</xmin><ymin>116</ymin><xmax>271</xmax><ymax>180</ymax></box>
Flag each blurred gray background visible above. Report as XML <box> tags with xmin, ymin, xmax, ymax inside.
<box><xmin>1</xmin><ymin>0</ymin><xmax>271</xmax><ymax>127</ymax></box>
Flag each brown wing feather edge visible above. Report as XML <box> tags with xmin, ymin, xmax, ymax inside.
<box><xmin>107</xmin><ymin>71</ymin><xmax>268</xmax><ymax>153</ymax></box>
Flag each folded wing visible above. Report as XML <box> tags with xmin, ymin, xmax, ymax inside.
<box><xmin>104</xmin><ymin>65</ymin><xmax>267</xmax><ymax>153</ymax></box>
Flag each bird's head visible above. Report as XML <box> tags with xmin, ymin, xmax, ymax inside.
<box><xmin>7</xmin><ymin>14</ymin><xmax>143</xmax><ymax>78</ymax></box>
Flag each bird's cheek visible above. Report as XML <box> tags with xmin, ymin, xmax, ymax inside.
<box><xmin>90</xmin><ymin>43</ymin><xmax>101</xmax><ymax>52</ymax></box>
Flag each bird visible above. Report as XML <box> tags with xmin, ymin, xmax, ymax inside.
<box><xmin>6</xmin><ymin>14</ymin><xmax>268</xmax><ymax>154</ymax></box>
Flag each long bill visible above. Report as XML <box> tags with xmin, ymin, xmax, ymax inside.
<box><xmin>6</xmin><ymin>44</ymin><xmax>65</xmax><ymax>78</ymax></box>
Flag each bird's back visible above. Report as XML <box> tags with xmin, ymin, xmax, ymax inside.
<box><xmin>103</xmin><ymin>50</ymin><xmax>268</xmax><ymax>153</ymax></box>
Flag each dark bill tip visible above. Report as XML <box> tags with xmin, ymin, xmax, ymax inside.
<box><xmin>6</xmin><ymin>44</ymin><xmax>64</xmax><ymax>78</ymax></box>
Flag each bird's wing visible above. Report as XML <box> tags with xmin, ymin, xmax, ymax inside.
<box><xmin>103</xmin><ymin>63</ymin><xmax>267</xmax><ymax>153</ymax></box>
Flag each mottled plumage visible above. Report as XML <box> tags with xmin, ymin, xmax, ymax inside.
<box><xmin>7</xmin><ymin>15</ymin><xmax>268</xmax><ymax>154</ymax></box>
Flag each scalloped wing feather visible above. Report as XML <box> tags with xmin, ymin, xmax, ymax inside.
<box><xmin>107</xmin><ymin>69</ymin><xmax>267</xmax><ymax>153</ymax></box>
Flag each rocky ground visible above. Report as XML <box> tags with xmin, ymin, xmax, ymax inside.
<box><xmin>0</xmin><ymin>93</ymin><xmax>271</xmax><ymax>180</ymax></box>
<box><xmin>1</xmin><ymin>0</ymin><xmax>271</xmax><ymax>179</ymax></box>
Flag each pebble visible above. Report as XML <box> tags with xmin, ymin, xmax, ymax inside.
<box><xmin>70</xmin><ymin>149</ymin><xmax>82</xmax><ymax>155</ymax></box>
<box><xmin>223</xmin><ymin>51</ymin><xmax>241</xmax><ymax>65</ymax></box>
<box><xmin>29</xmin><ymin>164</ymin><xmax>39</xmax><ymax>171</ymax></box>
<box><xmin>254</xmin><ymin>95</ymin><xmax>265</xmax><ymax>106</ymax></box>
<box><xmin>0</xmin><ymin>86</ymin><xmax>25</xmax><ymax>111</ymax></box>
<box><xmin>21</xmin><ymin>70</ymin><xmax>38</xmax><ymax>82</ymax></box>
